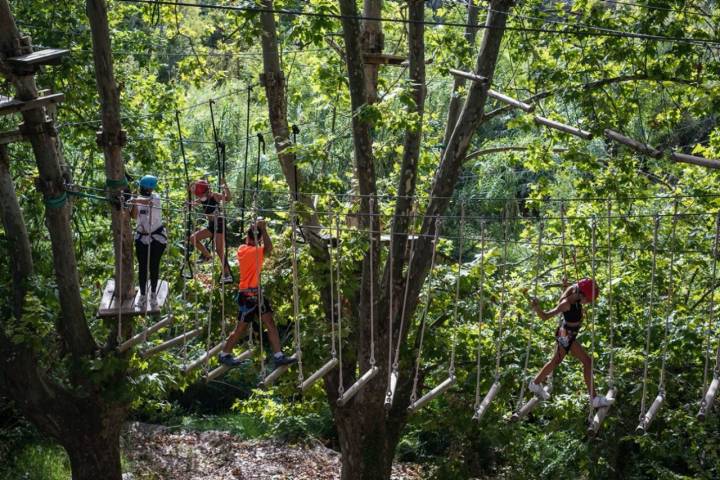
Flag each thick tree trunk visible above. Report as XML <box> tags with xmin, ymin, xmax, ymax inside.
<box><xmin>361</xmin><ymin>0</ymin><xmax>383</xmax><ymax>104</ymax></box>
<box><xmin>86</xmin><ymin>0</ymin><xmax>134</xmax><ymax>306</ymax></box>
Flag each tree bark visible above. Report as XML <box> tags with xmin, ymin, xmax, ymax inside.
<box><xmin>361</xmin><ymin>0</ymin><xmax>383</xmax><ymax>104</ymax></box>
<box><xmin>86</xmin><ymin>0</ymin><xmax>134</xmax><ymax>307</ymax></box>
<box><xmin>0</xmin><ymin>145</ymin><xmax>33</xmax><ymax>318</ymax></box>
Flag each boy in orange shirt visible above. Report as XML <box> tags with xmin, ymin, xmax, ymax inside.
<box><xmin>218</xmin><ymin>220</ymin><xmax>297</xmax><ymax>368</ymax></box>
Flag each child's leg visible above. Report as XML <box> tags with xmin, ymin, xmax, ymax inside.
<box><xmin>223</xmin><ymin>320</ymin><xmax>249</xmax><ymax>354</ymax></box>
<box><xmin>569</xmin><ymin>341</ymin><xmax>595</xmax><ymax>398</ymax></box>
<box><xmin>149</xmin><ymin>241</ymin><xmax>166</xmax><ymax>293</ymax></box>
<box><xmin>214</xmin><ymin>231</ymin><xmax>230</xmax><ymax>275</ymax></box>
<box><xmin>190</xmin><ymin>228</ymin><xmax>212</xmax><ymax>258</ymax></box>
<box><xmin>533</xmin><ymin>344</ymin><xmax>566</xmax><ymax>384</ymax></box>
<box><xmin>135</xmin><ymin>240</ymin><xmax>149</xmax><ymax>295</ymax></box>
<box><xmin>261</xmin><ymin>312</ymin><xmax>282</xmax><ymax>354</ymax></box>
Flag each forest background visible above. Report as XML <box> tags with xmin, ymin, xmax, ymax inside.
<box><xmin>1</xmin><ymin>0</ymin><xmax>720</xmax><ymax>478</ymax></box>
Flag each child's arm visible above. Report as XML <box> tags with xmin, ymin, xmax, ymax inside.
<box><xmin>530</xmin><ymin>296</ymin><xmax>571</xmax><ymax>321</ymax></box>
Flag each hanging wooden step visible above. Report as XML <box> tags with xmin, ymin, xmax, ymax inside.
<box><xmin>534</xmin><ymin>116</ymin><xmax>592</xmax><ymax>140</ymax></box>
<box><xmin>488</xmin><ymin>90</ymin><xmax>534</xmax><ymax>112</ymax></box>
<box><xmin>300</xmin><ymin>357</ymin><xmax>338</xmax><ymax>392</ymax></box>
<box><xmin>697</xmin><ymin>376</ymin><xmax>719</xmax><ymax>421</ymax></box>
<box><xmin>140</xmin><ymin>327</ymin><xmax>203</xmax><ymax>359</ymax></box>
<box><xmin>337</xmin><ymin>366</ymin><xmax>379</xmax><ymax>407</ymax></box>
<box><xmin>181</xmin><ymin>341</ymin><xmax>225</xmax><ymax>373</ymax></box>
<box><xmin>636</xmin><ymin>392</ymin><xmax>664</xmax><ymax>433</ymax></box>
<box><xmin>0</xmin><ymin>93</ymin><xmax>65</xmax><ymax>117</ymax></box>
<box><xmin>670</xmin><ymin>152</ymin><xmax>720</xmax><ymax>170</ymax></box>
<box><xmin>408</xmin><ymin>375</ymin><xmax>456</xmax><ymax>412</ymax></box>
<box><xmin>204</xmin><ymin>349</ymin><xmax>253</xmax><ymax>382</ymax></box>
<box><xmin>587</xmin><ymin>388</ymin><xmax>617</xmax><ymax>436</ymax></box>
<box><xmin>98</xmin><ymin>279</ymin><xmax>169</xmax><ymax>318</ymax></box>
<box><xmin>116</xmin><ymin>315</ymin><xmax>173</xmax><ymax>353</ymax></box>
<box><xmin>448</xmin><ymin>68</ymin><xmax>489</xmax><ymax>84</ymax></box>
<box><xmin>362</xmin><ymin>52</ymin><xmax>407</xmax><ymax>66</ymax></box>
<box><xmin>6</xmin><ymin>48</ymin><xmax>69</xmax><ymax>69</ymax></box>
<box><xmin>473</xmin><ymin>380</ymin><xmax>501</xmax><ymax>421</ymax></box>
<box><xmin>510</xmin><ymin>385</ymin><xmax>551</xmax><ymax>422</ymax></box>
<box><xmin>261</xmin><ymin>354</ymin><xmax>299</xmax><ymax>387</ymax></box>
<box><xmin>384</xmin><ymin>369</ymin><xmax>399</xmax><ymax>410</ymax></box>
<box><xmin>604</xmin><ymin>129</ymin><xmax>662</xmax><ymax>158</ymax></box>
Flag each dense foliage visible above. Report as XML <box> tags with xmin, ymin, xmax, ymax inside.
<box><xmin>2</xmin><ymin>0</ymin><xmax>720</xmax><ymax>478</ymax></box>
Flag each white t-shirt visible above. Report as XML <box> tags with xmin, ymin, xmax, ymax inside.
<box><xmin>135</xmin><ymin>193</ymin><xmax>166</xmax><ymax>244</ymax></box>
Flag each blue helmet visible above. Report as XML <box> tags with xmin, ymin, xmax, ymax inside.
<box><xmin>138</xmin><ymin>175</ymin><xmax>158</xmax><ymax>190</ymax></box>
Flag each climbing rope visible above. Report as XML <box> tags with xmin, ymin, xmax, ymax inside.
<box><xmin>639</xmin><ymin>214</ymin><xmax>660</xmax><ymax>421</ymax></box>
<box><xmin>659</xmin><ymin>201</ymin><xmax>680</xmax><ymax>396</ymax></box>
<box><xmin>515</xmin><ymin>219</ymin><xmax>545</xmax><ymax>411</ymax></box>
<box><xmin>409</xmin><ymin>217</ymin><xmax>442</xmax><ymax>404</ymax></box>
<box><xmin>290</xmin><ymin>194</ymin><xmax>304</xmax><ymax>385</ymax></box>
<box><xmin>587</xmin><ymin>217</ymin><xmax>598</xmax><ymax>419</ymax></box>
<box><xmin>385</xmin><ymin>214</ymin><xmax>395</xmax><ymax>404</ymax></box>
<box><xmin>494</xmin><ymin>216</ymin><xmax>510</xmax><ymax>382</ymax></box>
<box><xmin>335</xmin><ymin>213</ymin><xmax>344</xmax><ymax>397</ymax></box>
<box><xmin>449</xmin><ymin>203</ymin><xmax>466</xmax><ymax>378</ymax></box>
<box><xmin>606</xmin><ymin>201</ymin><xmax>616</xmax><ymax>389</ymax></box>
<box><xmin>394</xmin><ymin>209</ymin><xmax>419</xmax><ymax>377</ymax></box>
<box><xmin>473</xmin><ymin>221</ymin><xmax>486</xmax><ymax>412</ymax></box>
<box><xmin>701</xmin><ymin>212</ymin><xmax>720</xmax><ymax>408</ymax></box>
<box><xmin>369</xmin><ymin>197</ymin><xmax>376</xmax><ymax>368</ymax></box>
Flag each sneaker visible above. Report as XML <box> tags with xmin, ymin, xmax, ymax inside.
<box><xmin>592</xmin><ymin>395</ymin><xmax>615</xmax><ymax>408</ymax></box>
<box><xmin>137</xmin><ymin>294</ymin><xmax>147</xmax><ymax>308</ymax></box>
<box><xmin>529</xmin><ymin>381</ymin><xmax>550</xmax><ymax>401</ymax></box>
<box><xmin>273</xmin><ymin>353</ymin><xmax>298</xmax><ymax>367</ymax></box>
<box><xmin>220</xmin><ymin>274</ymin><xmax>234</xmax><ymax>284</ymax></box>
<box><xmin>218</xmin><ymin>353</ymin><xmax>245</xmax><ymax>367</ymax></box>
<box><xmin>149</xmin><ymin>293</ymin><xmax>158</xmax><ymax>309</ymax></box>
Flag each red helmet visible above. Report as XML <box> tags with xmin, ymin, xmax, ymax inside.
<box><xmin>193</xmin><ymin>180</ymin><xmax>209</xmax><ymax>197</ymax></box>
<box><xmin>577</xmin><ymin>278</ymin><xmax>599</xmax><ymax>301</ymax></box>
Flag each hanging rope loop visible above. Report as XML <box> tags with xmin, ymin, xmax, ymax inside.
<box><xmin>640</xmin><ymin>214</ymin><xmax>660</xmax><ymax>420</ymax></box>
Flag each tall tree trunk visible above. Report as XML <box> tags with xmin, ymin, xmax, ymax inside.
<box><xmin>86</xmin><ymin>0</ymin><xmax>134</xmax><ymax>308</ymax></box>
<box><xmin>0</xmin><ymin>3</ymin><xmax>127</xmax><ymax>480</ymax></box>
<box><xmin>362</xmin><ymin>0</ymin><xmax>383</xmax><ymax>104</ymax></box>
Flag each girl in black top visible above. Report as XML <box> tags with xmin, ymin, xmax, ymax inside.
<box><xmin>189</xmin><ymin>179</ymin><xmax>232</xmax><ymax>282</ymax></box>
<box><xmin>528</xmin><ymin>278</ymin><xmax>614</xmax><ymax>408</ymax></box>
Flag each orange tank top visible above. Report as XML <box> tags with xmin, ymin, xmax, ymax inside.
<box><xmin>237</xmin><ymin>244</ymin><xmax>264</xmax><ymax>290</ymax></box>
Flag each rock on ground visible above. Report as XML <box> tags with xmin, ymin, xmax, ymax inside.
<box><xmin>122</xmin><ymin>422</ymin><xmax>424</xmax><ymax>479</ymax></box>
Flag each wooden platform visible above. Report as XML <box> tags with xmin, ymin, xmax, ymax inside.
<box><xmin>98</xmin><ymin>279</ymin><xmax>169</xmax><ymax>317</ymax></box>
<box><xmin>6</xmin><ymin>48</ymin><xmax>69</xmax><ymax>70</ymax></box>
<box><xmin>0</xmin><ymin>93</ymin><xmax>65</xmax><ymax>117</ymax></box>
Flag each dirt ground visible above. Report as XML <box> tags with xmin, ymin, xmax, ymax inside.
<box><xmin>122</xmin><ymin>423</ymin><xmax>425</xmax><ymax>480</ymax></box>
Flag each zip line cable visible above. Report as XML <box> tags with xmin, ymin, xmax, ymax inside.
<box><xmin>117</xmin><ymin>0</ymin><xmax>720</xmax><ymax>47</ymax></box>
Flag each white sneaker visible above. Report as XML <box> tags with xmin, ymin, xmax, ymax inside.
<box><xmin>220</xmin><ymin>274</ymin><xmax>233</xmax><ymax>284</ymax></box>
<box><xmin>137</xmin><ymin>294</ymin><xmax>147</xmax><ymax>308</ymax></box>
<box><xmin>592</xmin><ymin>395</ymin><xmax>615</xmax><ymax>408</ymax></box>
<box><xmin>529</xmin><ymin>381</ymin><xmax>550</xmax><ymax>400</ymax></box>
<box><xmin>149</xmin><ymin>293</ymin><xmax>158</xmax><ymax>308</ymax></box>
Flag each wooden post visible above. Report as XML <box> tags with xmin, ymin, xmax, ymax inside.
<box><xmin>86</xmin><ymin>0</ymin><xmax>133</xmax><ymax>314</ymax></box>
<box><xmin>604</xmin><ymin>129</ymin><xmax>662</xmax><ymax>158</ymax></box>
<box><xmin>407</xmin><ymin>375</ymin><xmax>456</xmax><ymax>412</ymax></box>
<box><xmin>588</xmin><ymin>388</ymin><xmax>617</xmax><ymax>436</ymax></box>
<box><xmin>116</xmin><ymin>315</ymin><xmax>172</xmax><ymax>353</ymax></box>
<box><xmin>487</xmin><ymin>90</ymin><xmax>534</xmax><ymax>112</ymax></box>
<box><xmin>140</xmin><ymin>327</ymin><xmax>203</xmax><ymax>359</ymax></box>
<box><xmin>698</xmin><ymin>377</ymin><xmax>719</xmax><ymax>421</ymax></box>
<box><xmin>300</xmin><ymin>358</ymin><xmax>339</xmax><ymax>392</ymax></box>
<box><xmin>636</xmin><ymin>392</ymin><xmax>664</xmax><ymax>433</ymax></box>
<box><xmin>181</xmin><ymin>341</ymin><xmax>225</xmax><ymax>373</ymax></box>
<box><xmin>337</xmin><ymin>366</ymin><xmax>379</xmax><ymax>406</ymax></box>
<box><xmin>670</xmin><ymin>152</ymin><xmax>720</xmax><ymax>170</ymax></box>
<box><xmin>261</xmin><ymin>354</ymin><xmax>298</xmax><ymax>386</ymax></box>
<box><xmin>473</xmin><ymin>380</ymin><xmax>501</xmax><ymax>421</ymax></box>
<box><xmin>534</xmin><ymin>116</ymin><xmax>592</xmax><ymax>140</ymax></box>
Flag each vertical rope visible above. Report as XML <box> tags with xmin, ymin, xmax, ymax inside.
<box><xmin>588</xmin><ymin>218</ymin><xmax>597</xmax><ymax>415</ymax></box>
<box><xmin>252</xmin><ymin>197</ymin><xmax>264</xmax><ymax>374</ymax></box>
<box><xmin>329</xmin><ymin>211</ymin><xmax>337</xmax><ymax>361</ymax></box>
<box><xmin>494</xmin><ymin>215</ymin><xmax>509</xmax><ymax>381</ymax></box>
<box><xmin>204</xmin><ymin>212</ymin><xmax>218</xmax><ymax>375</ymax></box>
<box><xmin>701</xmin><ymin>211</ymin><xmax>720</xmax><ymax>402</ymax></box>
<box><xmin>473</xmin><ymin>221</ymin><xmax>486</xmax><ymax>411</ymax></box>
<box><xmin>560</xmin><ymin>201</ymin><xmax>568</xmax><ymax>281</ymax></box>
<box><xmin>515</xmin><ymin>219</ymin><xmax>544</xmax><ymax>410</ymax></box>
<box><xmin>369</xmin><ymin>197</ymin><xmax>376</xmax><ymax>367</ymax></box>
<box><xmin>394</xmin><ymin>209</ymin><xmax>418</xmax><ymax>372</ymax></box>
<box><xmin>606</xmin><ymin>201</ymin><xmax>615</xmax><ymax>388</ymax></box>
<box><xmin>385</xmin><ymin>215</ymin><xmax>395</xmax><ymax>401</ymax></box>
<box><xmin>640</xmin><ymin>215</ymin><xmax>660</xmax><ymax>420</ymax></box>
<box><xmin>291</xmin><ymin>195</ymin><xmax>304</xmax><ymax>384</ymax></box>
<box><xmin>659</xmin><ymin>201</ymin><xmax>679</xmax><ymax>394</ymax></box>
<box><xmin>116</xmin><ymin>203</ymin><xmax>125</xmax><ymax>343</ymax></box>
<box><xmin>449</xmin><ymin>203</ymin><xmax>466</xmax><ymax>376</ymax></box>
<box><xmin>336</xmin><ymin>214</ymin><xmax>344</xmax><ymax>396</ymax></box>
<box><xmin>409</xmin><ymin>217</ymin><xmax>442</xmax><ymax>404</ymax></box>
